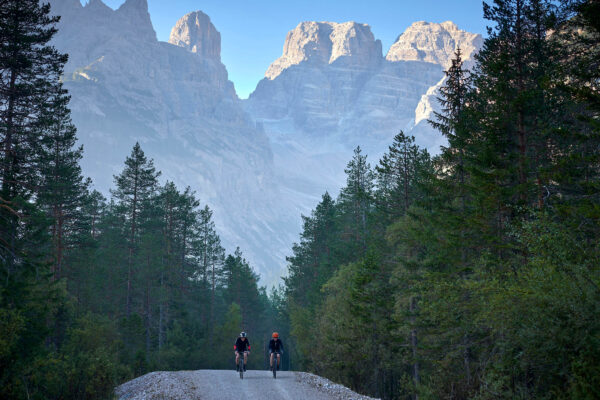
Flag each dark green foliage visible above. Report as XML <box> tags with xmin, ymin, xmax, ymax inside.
<box><xmin>3</xmin><ymin>0</ymin><xmax>600</xmax><ymax>399</ymax></box>
<box><xmin>282</xmin><ymin>1</ymin><xmax>600</xmax><ymax>399</ymax></box>
<box><xmin>0</xmin><ymin>3</ymin><xmax>282</xmax><ymax>398</ymax></box>
<box><xmin>375</xmin><ymin>132</ymin><xmax>431</xmax><ymax>223</ymax></box>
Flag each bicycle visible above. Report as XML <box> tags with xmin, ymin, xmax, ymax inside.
<box><xmin>270</xmin><ymin>351</ymin><xmax>282</xmax><ymax>379</ymax></box>
<box><xmin>237</xmin><ymin>351</ymin><xmax>249</xmax><ymax>379</ymax></box>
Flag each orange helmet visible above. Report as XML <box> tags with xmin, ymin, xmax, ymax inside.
<box><xmin>272</xmin><ymin>332</ymin><xmax>279</xmax><ymax>338</ymax></box>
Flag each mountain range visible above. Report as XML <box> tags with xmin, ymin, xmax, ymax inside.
<box><xmin>48</xmin><ymin>0</ymin><xmax>482</xmax><ymax>285</ymax></box>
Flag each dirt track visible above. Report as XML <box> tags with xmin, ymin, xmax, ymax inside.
<box><xmin>115</xmin><ymin>369</ymin><xmax>378</xmax><ymax>400</ymax></box>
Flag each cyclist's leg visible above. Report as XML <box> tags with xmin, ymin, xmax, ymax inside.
<box><xmin>276</xmin><ymin>352</ymin><xmax>281</xmax><ymax>369</ymax></box>
<box><xmin>244</xmin><ymin>351</ymin><xmax>248</xmax><ymax>364</ymax></box>
<box><xmin>235</xmin><ymin>352</ymin><xmax>240</xmax><ymax>365</ymax></box>
<box><xmin>270</xmin><ymin>351</ymin><xmax>274</xmax><ymax>367</ymax></box>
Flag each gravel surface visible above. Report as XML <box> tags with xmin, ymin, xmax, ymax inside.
<box><xmin>294</xmin><ymin>372</ymin><xmax>379</xmax><ymax>400</ymax></box>
<box><xmin>115</xmin><ymin>369</ymin><xmax>380</xmax><ymax>400</ymax></box>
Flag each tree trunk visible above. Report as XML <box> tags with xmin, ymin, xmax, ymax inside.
<box><xmin>410</xmin><ymin>296</ymin><xmax>419</xmax><ymax>399</ymax></box>
<box><xmin>515</xmin><ymin>0</ymin><xmax>528</xmax><ymax>204</ymax></box>
<box><xmin>209</xmin><ymin>261</ymin><xmax>216</xmax><ymax>349</ymax></box>
<box><xmin>2</xmin><ymin>57</ymin><xmax>18</xmax><ymax>279</ymax></box>
<box><xmin>56</xmin><ymin>208</ymin><xmax>64</xmax><ymax>280</ymax></box>
<box><xmin>158</xmin><ymin>271</ymin><xmax>164</xmax><ymax>351</ymax></box>
<box><xmin>126</xmin><ymin>170</ymin><xmax>139</xmax><ymax>317</ymax></box>
<box><xmin>145</xmin><ymin>256</ymin><xmax>151</xmax><ymax>358</ymax></box>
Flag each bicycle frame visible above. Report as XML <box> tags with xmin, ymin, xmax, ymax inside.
<box><xmin>237</xmin><ymin>351</ymin><xmax>248</xmax><ymax>379</ymax></box>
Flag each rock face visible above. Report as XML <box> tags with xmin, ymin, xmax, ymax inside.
<box><xmin>169</xmin><ymin>11</ymin><xmax>221</xmax><ymax>60</ymax></box>
<box><xmin>244</xmin><ymin>21</ymin><xmax>482</xmax><ymax>226</ymax></box>
<box><xmin>48</xmin><ymin>0</ymin><xmax>294</xmax><ymax>285</ymax></box>
<box><xmin>248</xmin><ymin>21</ymin><xmax>442</xmax><ymax>147</ymax></box>
<box><xmin>265</xmin><ymin>21</ymin><xmax>382</xmax><ymax>79</ymax></box>
<box><xmin>244</xmin><ymin>21</ymin><xmax>481</xmax><ymax>206</ymax></box>
<box><xmin>389</xmin><ymin>21</ymin><xmax>483</xmax><ymax>148</ymax></box>
<box><xmin>48</xmin><ymin>0</ymin><xmax>482</xmax><ymax>284</ymax></box>
<box><xmin>386</xmin><ymin>21</ymin><xmax>483</xmax><ymax>68</ymax></box>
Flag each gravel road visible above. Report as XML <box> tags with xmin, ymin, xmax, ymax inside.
<box><xmin>115</xmin><ymin>369</ymin><xmax>378</xmax><ymax>400</ymax></box>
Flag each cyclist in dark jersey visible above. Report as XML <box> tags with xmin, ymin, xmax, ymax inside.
<box><xmin>268</xmin><ymin>332</ymin><xmax>284</xmax><ymax>370</ymax></box>
<box><xmin>234</xmin><ymin>331</ymin><xmax>250</xmax><ymax>371</ymax></box>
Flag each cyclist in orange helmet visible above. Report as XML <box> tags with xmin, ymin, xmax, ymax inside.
<box><xmin>268</xmin><ymin>332</ymin><xmax>284</xmax><ymax>371</ymax></box>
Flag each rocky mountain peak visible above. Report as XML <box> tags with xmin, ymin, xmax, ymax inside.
<box><xmin>116</xmin><ymin>0</ymin><xmax>156</xmax><ymax>41</ymax></box>
<box><xmin>265</xmin><ymin>21</ymin><xmax>382</xmax><ymax>80</ymax></box>
<box><xmin>117</xmin><ymin>0</ymin><xmax>149</xmax><ymax>15</ymax></box>
<box><xmin>168</xmin><ymin>11</ymin><xmax>221</xmax><ymax>61</ymax></box>
<box><xmin>386</xmin><ymin>20</ymin><xmax>482</xmax><ymax>68</ymax></box>
<box><xmin>84</xmin><ymin>0</ymin><xmax>112</xmax><ymax>13</ymax></box>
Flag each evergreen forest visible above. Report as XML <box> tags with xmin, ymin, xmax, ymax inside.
<box><xmin>1</xmin><ymin>0</ymin><xmax>599</xmax><ymax>399</ymax></box>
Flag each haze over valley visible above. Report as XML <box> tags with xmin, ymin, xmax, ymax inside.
<box><xmin>49</xmin><ymin>0</ymin><xmax>482</xmax><ymax>284</ymax></box>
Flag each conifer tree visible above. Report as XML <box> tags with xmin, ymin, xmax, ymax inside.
<box><xmin>0</xmin><ymin>2</ymin><xmax>74</xmax><ymax>398</ymax></box>
<box><xmin>111</xmin><ymin>143</ymin><xmax>160</xmax><ymax>317</ymax></box>
<box><xmin>285</xmin><ymin>192</ymin><xmax>336</xmax><ymax>309</ymax></box>
<box><xmin>0</xmin><ymin>0</ymin><xmax>67</xmax><ymax>279</ymax></box>
<box><xmin>221</xmin><ymin>248</ymin><xmax>262</xmax><ymax>333</ymax></box>
<box><xmin>467</xmin><ymin>0</ymin><xmax>561</xmax><ymax>260</ymax></box>
<box><xmin>337</xmin><ymin>146</ymin><xmax>375</xmax><ymax>258</ymax></box>
<box><xmin>65</xmin><ymin>187</ymin><xmax>106</xmax><ymax>308</ymax></box>
<box><xmin>36</xmin><ymin>85</ymin><xmax>87</xmax><ymax>281</ymax></box>
<box><xmin>552</xmin><ymin>0</ymin><xmax>600</xmax><ymax>239</ymax></box>
<box><xmin>430</xmin><ymin>48</ymin><xmax>472</xmax><ymax>188</ymax></box>
<box><xmin>375</xmin><ymin>132</ymin><xmax>430</xmax><ymax>223</ymax></box>
<box><xmin>194</xmin><ymin>204</ymin><xmax>225</xmax><ymax>342</ymax></box>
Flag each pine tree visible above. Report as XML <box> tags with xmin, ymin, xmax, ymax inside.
<box><xmin>0</xmin><ymin>2</ymin><xmax>74</xmax><ymax>398</ymax></box>
<box><xmin>0</xmin><ymin>0</ymin><xmax>67</xmax><ymax>280</ymax></box>
<box><xmin>375</xmin><ymin>132</ymin><xmax>431</xmax><ymax>223</ymax></box>
<box><xmin>36</xmin><ymin>84</ymin><xmax>87</xmax><ymax>281</ymax></box>
<box><xmin>466</xmin><ymin>0</ymin><xmax>562</xmax><ymax>262</ymax></box>
<box><xmin>430</xmin><ymin>48</ymin><xmax>472</xmax><ymax>190</ymax></box>
<box><xmin>551</xmin><ymin>0</ymin><xmax>600</xmax><ymax>240</ymax></box>
<box><xmin>337</xmin><ymin>146</ymin><xmax>375</xmax><ymax>258</ymax></box>
<box><xmin>221</xmin><ymin>248</ymin><xmax>262</xmax><ymax>333</ymax></box>
<box><xmin>196</xmin><ymin>205</ymin><xmax>225</xmax><ymax>341</ymax></box>
<box><xmin>66</xmin><ymin>187</ymin><xmax>106</xmax><ymax>309</ymax></box>
<box><xmin>284</xmin><ymin>192</ymin><xmax>336</xmax><ymax>309</ymax></box>
<box><xmin>111</xmin><ymin>143</ymin><xmax>160</xmax><ymax>317</ymax></box>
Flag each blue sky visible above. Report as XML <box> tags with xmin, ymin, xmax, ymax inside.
<box><xmin>87</xmin><ymin>0</ymin><xmax>489</xmax><ymax>98</ymax></box>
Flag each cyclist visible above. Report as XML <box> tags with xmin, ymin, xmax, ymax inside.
<box><xmin>234</xmin><ymin>331</ymin><xmax>251</xmax><ymax>372</ymax></box>
<box><xmin>268</xmin><ymin>332</ymin><xmax>284</xmax><ymax>371</ymax></box>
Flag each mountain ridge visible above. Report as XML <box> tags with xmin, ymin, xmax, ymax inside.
<box><xmin>49</xmin><ymin>0</ymin><xmax>482</xmax><ymax>284</ymax></box>
<box><xmin>169</xmin><ymin>11</ymin><xmax>221</xmax><ymax>61</ymax></box>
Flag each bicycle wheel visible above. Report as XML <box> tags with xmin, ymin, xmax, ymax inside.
<box><xmin>272</xmin><ymin>356</ymin><xmax>277</xmax><ymax>379</ymax></box>
<box><xmin>239</xmin><ymin>357</ymin><xmax>244</xmax><ymax>379</ymax></box>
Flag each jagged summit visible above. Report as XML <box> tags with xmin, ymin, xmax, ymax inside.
<box><xmin>117</xmin><ymin>0</ymin><xmax>150</xmax><ymax>16</ymax></box>
<box><xmin>49</xmin><ymin>0</ymin><xmax>156</xmax><ymax>55</ymax></box>
<box><xmin>47</xmin><ymin>4</ymin><xmax>483</xmax><ymax>285</ymax></box>
<box><xmin>265</xmin><ymin>21</ymin><xmax>382</xmax><ymax>80</ymax></box>
<box><xmin>386</xmin><ymin>20</ymin><xmax>482</xmax><ymax>68</ymax></box>
<box><xmin>84</xmin><ymin>0</ymin><xmax>112</xmax><ymax>12</ymax></box>
<box><xmin>168</xmin><ymin>11</ymin><xmax>221</xmax><ymax>61</ymax></box>
<box><xmin>115</xmin><ymin>0</ymin><xmax>156</xmax><ymax>41</ymax></box>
